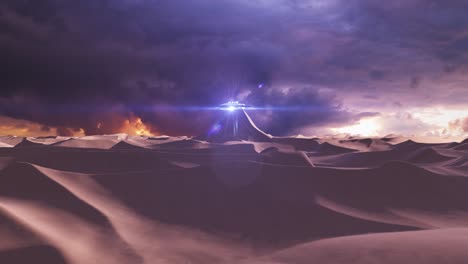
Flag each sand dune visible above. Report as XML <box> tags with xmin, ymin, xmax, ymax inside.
<box><xmin>53</xmin><ymin>138</ymin><xmax>120</xmax><ymax>149</ymax></box>
<box><xmin>33</xmin><ymin>164</ymin><xmax>252</xmax><ymax>263</ymax></box>
<box><xmin>271</xmin><ymin>137</ymin><xmax>319</xmax><ymax>151</ymax></box>
<box><xmin>0</xmin><ymin>245</ymin><xmax>67</xmax><ymax>264</ymax></box>
<box><xmin>0</xmin><ymin>134</ymin><xmax>467</xmax><ymax>263</ymax></box>
<box><xmin>253</xmin><ymin>228</ymin><xmax>468</xmax><ymax>264</ymax></box>
<box><xmin>0</xmin><ymin>210</ymin><xmax>41</xmax><ymax>251</ymax></box>
<box><xmin>0</xmin><ymin>142</ymin><xmax>12</xmax><ymax>148</ymax></box>
<box><xmin>0</xmin><ymin>157</ymin><xmax>14</xmax><ymax>171</ymax></box>
<box><xmin>407</xmin><ymin>147</ymin><xmax>457</xmax><ymax>163</ymax></box>
<box><xmin>333</xmin><ymin>138</ymin><xmax>393</xmax><ymax>152</ymax></box>
<box><xmin>110</xmin><ymin>140</ymin><xmax>149</xmax><ymax>150</ymax></box>
<box><xmin>454</xmin><ymin>143</ymin><xmax>468</xmax><ymax>151</ymax></box>
<box><xmin>260</xmin><ymin>148</ymin><xmax>315</xmax><ymax>167</ymax></box>
<box><xmin>0</xmin><ymin>136</ymin><xmax>23</xmax><ymax>147</ymax></box>
<box><xmin>27</xmin><ymin>136</ymin><xmax>70</xmax><ymax>145</ymax></box>
<box><xmin>14</xmin><ymin>138</ymin><xmax>48</xmax><ymax>148</ymax></box>
<box><xmin>313</xmin><ymin>142</ymin><xmax>357</xmax><ymax>155</ymax></box>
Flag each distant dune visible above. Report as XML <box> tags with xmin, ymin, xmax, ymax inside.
<box><xmin>0</xmin><ymin>133</ymin><xmax>467</xmax><ymax>263</ymax></box>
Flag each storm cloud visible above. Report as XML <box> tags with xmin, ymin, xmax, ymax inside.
<box><xmin>0</xmin><ymin>0</ymin><xmax>467</xmax><ymax>136</ymax></box>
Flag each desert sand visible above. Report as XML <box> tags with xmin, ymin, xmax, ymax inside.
<box><xmin>0</xmin><ymin>112</ymin><xmax>467</xmax><ymax>263</ymax></box>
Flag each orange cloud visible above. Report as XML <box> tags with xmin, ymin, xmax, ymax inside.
<box><xmin>0</xmin><ymin>115</ymin><xmax>85</xmax><ymax>137</ymax></box>
<box><xmin>0</xmin><ymin>114</ymin><xmax>157</xmax><ymax>137</ymax></box>
<box><xmin>119</xmin><ymin>116</ymin><xmax>157</xmax><ymax>136</ymax></box>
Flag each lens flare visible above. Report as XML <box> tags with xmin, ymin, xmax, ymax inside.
<box><xmin>219</xmin><ymin>101</ymin><xmax>246</xmax><ymax>112</ymax></box>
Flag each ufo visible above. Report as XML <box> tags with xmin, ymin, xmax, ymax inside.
<box><xmin>197</xmin><ymin>100</ymin><xmax>272</xmax><ymax>142</ymax></box>
<box><xmin>218</xmin><ymin>101</ymin><xmax>247</xmax><ymax>112</ymax></box>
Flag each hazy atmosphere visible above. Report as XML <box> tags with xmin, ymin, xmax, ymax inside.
<box><xmin>1</xmin><ymin>2</ymin><xmax>468</xmax><ymax>264</ymax></box>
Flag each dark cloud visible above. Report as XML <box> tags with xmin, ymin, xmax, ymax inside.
<box><xmin>246</xmin><ymin>86</ymin><xmax>379</xmax><ymax>135</ymax></box>
<box><xmin>0</xmin><ymin>0</ymin><xmax>467</xmax><ymax>136</ymax></box>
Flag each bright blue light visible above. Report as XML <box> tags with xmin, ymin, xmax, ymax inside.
<box><xmin>258</xmin><ymin>83</ymin><xmax>264</xmax><ymax>89</ymax></box>
<box><xmin>219</xmin><ymin>101</ymin><xmax>246</xmax><ymax>112</ymax></box>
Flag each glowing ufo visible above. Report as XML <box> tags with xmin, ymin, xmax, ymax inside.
<box><xmin>218</xmin><ymin>101</ymin><xmax>247</xmax><ymax>112</ymax></box>
<box><xmin>198</xmin><ymin>100</ymin><xmax>272</xmax><ymax>142</ymax></box>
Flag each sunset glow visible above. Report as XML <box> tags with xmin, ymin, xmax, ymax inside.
<box><xmin>332</xmin><ymin>117</ymin><xmax>381</xmax><ymax>137</ymax></box>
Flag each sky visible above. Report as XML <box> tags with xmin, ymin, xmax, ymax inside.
<box><xmin>0</xmin><ymin>0</ymin><xmax>467</xmax><ymax>139</ymax></box>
